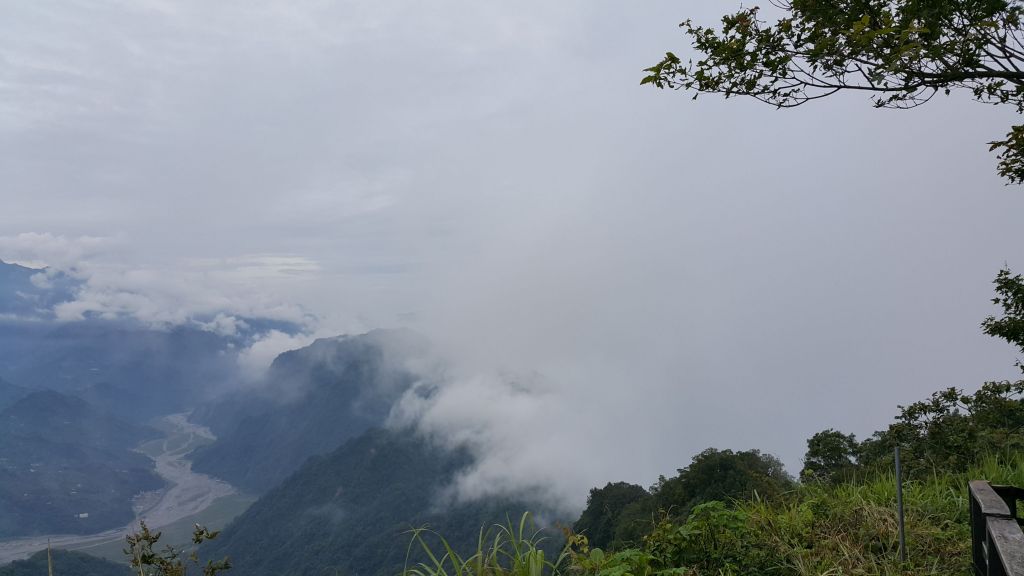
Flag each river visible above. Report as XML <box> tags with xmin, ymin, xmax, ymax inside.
<box><xmin>0</xmin><ymin>412</ymin><xmax>237</xmax><ymax>564</ymax></box>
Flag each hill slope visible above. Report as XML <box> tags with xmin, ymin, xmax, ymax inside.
<box><xmin>190</xmin><ymin>329</ymin><xmax>426</xmax><ymax>492</ymax></box>
<box><xmin>0</xmin><ymin>260</ymin><xmax>77</xmax><ymax>321</ymax></box>
<box><xmin>0</xmin><ymin>391</ymin><xmax>163</xmax><ymax>537</ymax></box>
<box><xmin>0</xmin><ymin>378</ymin><xmax>27</xmax><ymax>411</ymax></box>
<box><xmin>201</xmin><ymin>428</ymin><xmax>554</xmax><ymax>576</ymax></box>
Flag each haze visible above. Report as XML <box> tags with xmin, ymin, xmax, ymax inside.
<box><xmin>3</xmin><ymin>1</ymin><xmax>1023</xmax><ymax>508</ymax></box>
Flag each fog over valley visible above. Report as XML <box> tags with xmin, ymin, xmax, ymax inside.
<box><xmin>3</xmin><ymin>1</ymin><xmax>1024</xmax><ymax>574</ymax></box>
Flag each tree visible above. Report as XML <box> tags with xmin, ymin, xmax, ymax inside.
<box><xmin>643</xmin><ymin>0</ymin><xmax>1024</xmax><ymax>183</ymax></box>
<box><xmin>124</xmin><ymin>521</ymin><xmax>230</xmax><ymax>576</ymax></box>
<box><xmin>654</xmin><ymin>448</ymin><xmax>793</xmax><ymax>516</ymax></box>
<box><xmin>983</xmin><ymin>267</ymin><xmax>1024</xmax><ymax>354</ymax></box>
<box><xmin>855</xmin><ymin>380</ymin><xmax>1024</xmax><ymax>476</ymax></box>
<box><xmin>801</xmin><ymin>429</ymin><xmax>860</xmax><ymax>484</ymax></box>
<box><xmin>573</xmin><ymin>482</ymin><xmax>653</xmax><ymax>550</ymax></box>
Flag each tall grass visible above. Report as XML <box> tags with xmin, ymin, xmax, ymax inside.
<box><xmin>403</xmin><ymin>514</ymin><xmax>567</xmax><ymax>576</ymax></box>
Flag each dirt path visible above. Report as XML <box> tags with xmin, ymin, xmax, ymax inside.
<box><xmin>0</xmin><ymin>413</ymin><xmax>236</xmax><ymax>564</ymax></box>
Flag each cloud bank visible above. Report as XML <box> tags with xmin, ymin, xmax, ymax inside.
<box><xmin>4</xmin><ymin>1</ymin><xmax>1024</xmax><ymax>509</ymax></box>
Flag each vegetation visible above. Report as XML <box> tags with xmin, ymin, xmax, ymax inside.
<box><xmin>411</xmin><ymin>456</ymin><xmax>1024</xmax><ymax>576</ymax></box>
<box><xmin>420</xmin><ymin>405</ymin><xmax>1024</xmax><ymax>576</ymax></box>
<box><xmin>643</xmin><ymin>0</ymin><xmax>1024</xmax><ymax>183</ymax></box>
<box><xmin>404</xmin><ymin>513</ymin><xmax>568</xmax><ymax>576</ymax></box>
<box><xmin>800</xmin><ymin>429</ymin><xmax>860</xmax><ymax>484</ymax></box>
<box><xmin>0</xmin><ymin>391</ymin><xmax>163</xmax><ymax>538</ymax></box>
<box><xmin>200</xmin><ymin>428</ymin><xmax>552</xmax><ymax>576</ymax></box>
<box><xmin>414</xmin><ymin>271</ymin><xmax>1024</xmax><ymax>576</ymax></box>
<box><xmin>563</xmin><ymin>460</ymin><xmax>1012</xmax><ymax>576</ymax></box>
<box><xmin>124</xmin><ymin>521</ymin><xmax>229</xmax><ymax>576</ymax></box>
<box><xmin>0</xmin><ymin>549</ymin><xmax>130</xmax><ymax>576</ymax></box>
<box><xmin>189</xmin><ymin>329</ymin><xmax>423</xmax><ymax>493</ymax></box>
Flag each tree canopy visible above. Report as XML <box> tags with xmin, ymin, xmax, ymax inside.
<box><xmin>983</xmin><ymin>267</ymin><xmax>1024</xmax><ymax>352</ymax></box>
<box><xmin>643</xmin><ymin>0</ymin><xmax>1024</xmax><ymax>183</ymax></box>
<box><xmin>573</xmin><ymin>482</ymin><xmax>653</xmax><ymax>550</ymax></box>
<box><xmin>801</xmin><ymin>429</ymin><xmax>860</xmax><ymax>484</ymax></box>
<box><xmin>654</xmin><ymin>448</ymin><xmax>794</xmax><ymax>515</ymax></box>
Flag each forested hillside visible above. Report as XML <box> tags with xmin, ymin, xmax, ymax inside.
<box><xmin>189</xmin><ymin>329</ymin><xmax>426</xmax><ymax>492</ymax></box>
<box><xmin>0</xmin><ymin>391</ymin><xmax>163</xmax><ymax>537</ymax></box>
<box><xmin>201</xmin><ymin>427</ymin><xmax>555</xmax><ymax>576</ymax></box>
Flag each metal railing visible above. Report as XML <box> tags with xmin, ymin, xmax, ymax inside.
<box><xmin>970</xmin><ymin>480</ymin><xmax>1024</xmax><ymax>576</ymax></box>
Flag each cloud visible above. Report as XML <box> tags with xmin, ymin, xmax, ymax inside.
<box><xmin>48</xmin><ymin>260</ymin><xmax>314</xmax><ymax>327</ymax></box>
<box><xmin>197</xmin><ymin>313</ymin><xmax>249</xmax><ymax>337</ymax></box>
<box><xmin>236</xmin><ymin>329</ymin><xmax>316</xmax><ymax>380</ymax></box>
<box><xmin>391</xmin><ymin>370</ymin><xmax>587</xmax><ymax>512</ymax></box>
<box><xmin>0</xmin><ymin>233</ymin><xmax>109</xmax><ymax>270</ymax></box>
<box><xmin>1</xmin><ymin>234</ymin><xmax>316</xmax><ymax>329</ymax></box>
<box><xmin>4</xmin><ymin>0</ymin><xmax>1024</xmax><ymax>516</ymax></box>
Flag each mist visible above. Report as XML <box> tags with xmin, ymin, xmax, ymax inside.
<box><xmin>4</xmin><ymin>0</ymin><xmax>1024</xmax><ymax>513</ymax></box>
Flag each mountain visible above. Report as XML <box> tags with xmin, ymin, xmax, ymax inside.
<box><xmin>0</xmin><ymin>260</ymin><xmax>308</xmax><ymax>421</ymax></box>
<box><xmin>0</xmin><ymin>378</ymin><xmax>27</xmax><ymax>411</ymax></box>
<box><xmin>0</xmin><ymin>391</ymin><xmax>163</xmax><ymax>537</ymax></box>
<box><xmin>0</xmin><ymin>321</ymin><xmax>243</xmax><ymax>421</ymax></box>
<box><xmin>189</xmin><ymin>329</ymin><xmax>427</xmax><ymax>493</ymax></box>
<box><xmin>0</xmin><ymin>260</ymin><xmax>78</xmax><ymax>321</ymax></box>
<box><xmin>200</xmin><ymin>427</ymin><xmax>556</xmax><ymax>576</ymax></box>
<box><xmin>0</xmin><ymin>549</ymin><xmax>131</xmax><ymax>576</ymax></box>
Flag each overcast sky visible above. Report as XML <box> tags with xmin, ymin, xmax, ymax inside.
<box><xmin>3</xmin><ymin>1</ymin><xmax>1024</xmax><ymax>508</ymax></box>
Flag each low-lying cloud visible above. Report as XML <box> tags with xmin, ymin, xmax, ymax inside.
<box><xmin>5</xmin><ymin>0</ymin><xmax>1024</xmax><ymax>518</ymax></box>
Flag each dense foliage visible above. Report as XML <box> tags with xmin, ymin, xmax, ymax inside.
<box><xmin>413</xmin><ymin>457</ymin><xmax>1024</xmax><ymax>576</ymax></box>
<box><xmin>125</xmin><ymin>521</ymin><xmax>230</xmax><ymax>576</ymax></box>
<box><xmin>564</xmin><ymin>461</ymin><xmax>1006</xmax><ymax>576</ymax></box>
<box><xmin>572</xmin><ymin>482</ymin><xmax>651</xmax><ymax>550</ymax></box>
<box><xmin>800</xmin><ymin>429</ymin><xmax>860</xmax><ymax>484</ymax></box>
<box><xmin>561</xmin><ymin>269</ymin><xmax>1024</xmax><ymax>574</ymax></box>
<box><xmin>643</xmin><ymin>0</ymin><xmax>1024</xmax><ymax>183</ymax></box>
<box><xmin>573</xmin><ymin>449</ymin><xmax>794</xmax><ymax>549</ymax></box>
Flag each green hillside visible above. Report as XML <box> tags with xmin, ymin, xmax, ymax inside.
<box><xmin>190</xmin><ymin>329</ymin><xmax>425</xmax><ymax>492</ymax></box>
<box><xmin>201</xmin><ymin>427</ymin><xmax>557</xmax><ymax>576</ymax></box>
<box><xmin>0</xmin><ymin>391</ymin><xmax>163</xmax><ymax>537</ymax></box>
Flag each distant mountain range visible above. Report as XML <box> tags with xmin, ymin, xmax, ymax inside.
<box><xmin>0</xmin><ymin>260</ymin><xmax>309</xmax><ymax>422</ymax></box>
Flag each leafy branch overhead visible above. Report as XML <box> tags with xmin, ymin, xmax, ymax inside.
<box><xmin>643</xmin><ymin>0</ymin><xmax>1024</xmax><ymax>183</ymax></box>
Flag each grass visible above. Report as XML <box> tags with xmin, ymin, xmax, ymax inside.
<box><xmin>403</xmin><ymin>455</ymin><xmax>1024</xmax><ymax>576</ymax></box>
<box><xmin>403</xmin><ymin>514</ymin><xmax>568</xmax><ymax>576</ymax></box>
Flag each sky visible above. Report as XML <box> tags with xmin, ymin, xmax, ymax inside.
<box><xmin>3</xmin><ymin>1</ymin><xmax>1024</xmax><ymax>509</ymax></box>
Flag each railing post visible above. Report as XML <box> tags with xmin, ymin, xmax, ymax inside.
<box><xmin>969</xmin><ymin>480</ymin><xmax>1024</xmax><ymax>576</ymax></box>
<box><xmin>895</xmin><ymin>446</ymin><xmax>907</xmax><ymax>562</ymax></box>
<box><xmin>973</xmin><ymin>488</ymin><xmax>987</xmax><ymax>576</ymax></box>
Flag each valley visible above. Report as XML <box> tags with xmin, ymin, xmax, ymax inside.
<box><xmin>0</xmin><ymin>412</ymin><xmax>246</xmax><ymax>564</ymax></box>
